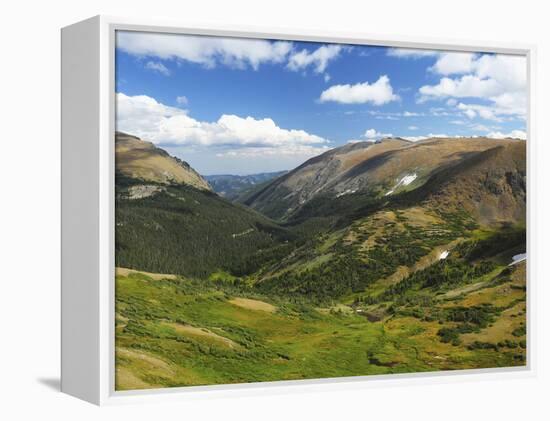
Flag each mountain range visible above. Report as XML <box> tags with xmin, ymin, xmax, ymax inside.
<box><xmin>242</xmin><ymin>136</ymin><xmax>526</xmax><ymax>226</ymax></box>
<box><xmin>114</xmin><ymin>131</ymin><xmax>527</xmax><ymax>389</ymax></box>
<box><xmin>115</xmin><ymin>131</ymin><xmax>526</xmax><ymax>278</ymax></box>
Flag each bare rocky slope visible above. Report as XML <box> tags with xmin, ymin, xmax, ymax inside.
<box><xmin>243</xmin><ymin>137</ymin><xmax>526</xmax><ymax>225</ymax></box>
<box><xmin>115</xmin><ymin>132</ymin><xmax>211</xmax><ymax>191</ymax></box>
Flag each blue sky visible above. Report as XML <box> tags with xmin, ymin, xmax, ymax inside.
<box><xmin>115</xmin><ymin>31</ymin><xmax>527</xmax><ymax>175</ymax></box>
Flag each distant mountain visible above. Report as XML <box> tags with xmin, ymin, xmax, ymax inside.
<box><xmin>243</xmin><ymin>137</ymin><xmax>526</xmax><ymax>226</ymax></box>
<box><xmin>205</xmin><ymin>171</ymin><xmax>287</xmax><ymax>200</ymax></box>
<box><xmin>115</xmin><ymin>132</ymin><xmax>211</xmax><ymax>191</ymax></box>
<box><xmin>241</xmin><ymin>138</ymin><xmax>410</xmax><ymax>219</ymax></box>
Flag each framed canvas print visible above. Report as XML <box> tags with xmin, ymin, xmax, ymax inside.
<box><xmin>61</xmin><ymin>16</ymin><xmax>534</xmax><ymax>405</ymax></box>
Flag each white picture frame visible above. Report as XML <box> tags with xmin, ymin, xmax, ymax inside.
<box><xmin>61</xmin><ymin>15</ymin><xmax>536</xmax><ymax>405</ymax></box>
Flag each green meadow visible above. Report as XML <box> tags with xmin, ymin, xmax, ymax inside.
<box><xmin>115</xmin><ymin>258</ymin><xmax>526</xmax><ymax>390</ymax></box>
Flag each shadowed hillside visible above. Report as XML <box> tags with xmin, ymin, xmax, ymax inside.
<box><xmin>243</xmin><ymin>137</ymin><xmax>525</xmax><ymax>224</ymax></box>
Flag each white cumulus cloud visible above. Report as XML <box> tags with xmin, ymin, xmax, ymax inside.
<box><xmin>402</xmin><ymin>134</ymin><xmax>450</xmax><ymax>142</ymax></box>
<box><xmin>475</xmin><ymin>54</ymin><xmax>526</xmax><ymax>91</ymax></box>
<box><xmin>145</xmin><ymin>61</ymin><xmax>171</xmax><ymax>76</ymax></box>
<box><xmin>215</xmin><ymin>144</ymin><xmax>330</xmax><ymax>158</ymax></box>
<box><xmin>319</xmin><ymin>75</ymin><xmax>399</xmax><ymax>105</ymax></box>
<box><xmin>470</xmin><ymin>124</ymin><xmax>491</xmax><ymax>132</ymax></box>
<box><xmin>447</xmin><ymin>98</ymin><xmax>458</xmax><ymax>106</ymax></box>
<box><xmin>176</xmin><ymin>95</ymin><xmax>188</xmax><ymax>106</ymax></box>
<box><xmin>116</xmin><ymin>93</ymin><xmax>329</xmax><ymax>158</ymax></box>
<box><xmin>117</xmin><ymin>31</ymin><xmax>293</xmax><ymax>70</ymax></box>
<box><xmin>456</xmin><ymin>100</ymin><xmax>526</xmax><ymax>122</ymax></box>
<box><xmin>287</xmin><ymin>45</ymin><xmax>344</xmax><ymax>74</ymax></box>
<box><xmin>387</xmin><ymin>48</ymin><xmax>439</xmax><ymax>58</ymax></box>
<box><xmin>116</xmin><ymin>93</ymin><xmax>186</xmax><ymax>140</ymax></box>
<box><xmin>363</xmin><ymin>128</ymin><xmax>392</xmax><ymax>140</ymax></box>
<box><xmin>418</xmin><ymin>53</ymin><xmax>526</xmax><ymax>122</ymax></box>
<box><xmin>486</xmin><ymin>130</ymin><xmax>527</xmax><ymax>140</ymax></box>
<box><xmin>430</xmin><ymin>52</ymin><xmax>477</xmax><ymax>75</ymax></box>
<box><xmin>419</xmin><ymin>75</ymin><xmax>502</xmax><ymax>100</ymax></box>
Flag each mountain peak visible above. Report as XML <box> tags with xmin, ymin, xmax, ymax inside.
<box><xmin>115</xmin><ymin>132</ymin><xmax>211</xmax><ymax>191</ymax></box>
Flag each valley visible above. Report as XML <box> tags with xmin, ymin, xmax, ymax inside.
<box><xmin>205</xmin><ymin>171</ymin><xmax>287</xmax><ymax>201</ymax></box>
<box><xmin>114</xmin><ymin>132</ymin><xmax>527</xmax><ymax>390</ymax></box>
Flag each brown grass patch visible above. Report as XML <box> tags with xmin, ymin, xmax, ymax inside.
<box><xmin>115</xmin><ymin>133</ymin><xmax>210</xmax><ymax>190</ymax></box>
<box><xmin>383</xmin><ymin>317</ymin><xmax>471</xmax><ymax>369</ymax></box>
<box><xmin>398</xmin><ymin>207</ymin><xmax>442</xmax><ymax>226</ymax></box>
<box><xmin>455</xmin><ymin>282</ymin><xmax>525</xmax><ymax>308</ymax></box>
<box><xmin>339</xmin><ymin>139</ymin><xmax>409</xmax><ymax>172</ymax></box>
<box><xmin>229</xmin><ymin>297</ymin><xmax>277</xmax><ymax>313</ymax></box>
<box><xmin>116</xmin><ymin>267</ymin><xmax>178</xmax><ymax>281</ymax></box>
<box><xmin>115</xmin><ymin>366</ymin><xmax>153</xmax><ymax>390</ymax></box>
<box><xmin>461</xmin><ymin>302</ymin><xmax>526</xmax><ymax>345</ymax></box>
<box><xmin>116</xmin><ymin>348</ymin><xmax>175</xmax><ymax>373</ymax></box>
<box><xmin>164</xmin><ymin>322</ymin><xmax>238</xmax><ymax>349</ymax></box>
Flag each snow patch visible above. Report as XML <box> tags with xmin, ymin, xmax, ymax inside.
<box><xmin>439</xmin><ymin>250</ymin><xmax>449</xmax><ymax>260</ymax></box>
<box><xmin>509</xmin><ymin>253</ymin><xmax>527</xmax><ymax>266</ymax></box>
<box><xmin>400</xmin><ymin>174</ymin><xmax>418</xmax><ymax>186</ymax></box>
<box><xmin>385</xmin><ymin>173</ymin><xmax>417</xmax><ymax>196</ymax></box>
<box><xmin>232</xmin><ymin>228</ymin><xmax>254</xmax><ymax>239</ymax></box>
<box><xmin>336</xmin><ymin>189</ymin><xmax>357</xmax><ymax>198</ymax></box>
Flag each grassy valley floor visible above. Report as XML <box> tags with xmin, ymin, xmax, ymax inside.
<box><xmin>115</xmin><ymin>259</ymin><xmax>526</xmax><ymax>390</ymax></box>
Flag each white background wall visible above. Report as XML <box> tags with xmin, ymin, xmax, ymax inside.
<box><xmin>1</xmin><ymin>0</ymin><xmax>548</xmax><ymax>419</ymax></box>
